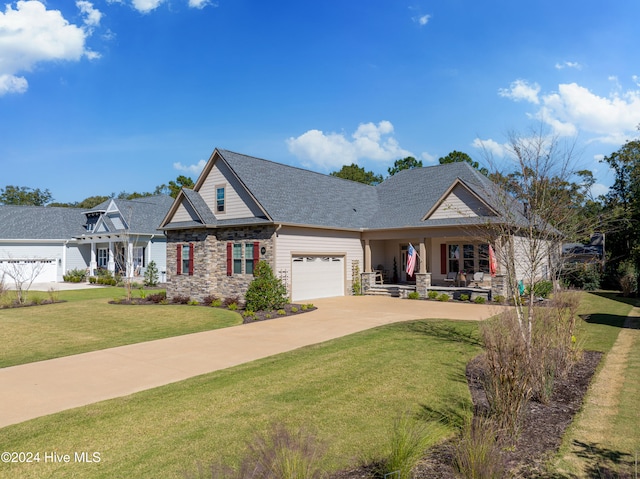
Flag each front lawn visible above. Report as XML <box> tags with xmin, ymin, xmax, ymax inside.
<box><xmin>0</xmin><ymin>319</ymin><xmax>482</xmax><ymax>478</ymax></box>
<box><xmin>0</xmin><ymin>288</ymin><xmax>242</xmax><ymax>368</ymax></box>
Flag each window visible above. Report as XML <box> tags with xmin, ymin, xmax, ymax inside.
<box><xmin>448</xmin><ymin>244</ymin><xmax>459</xmax><ymax>273</ymax></box>
<box><xmin>227</xmin><ymin>241</ymin><xmax>260</xmax><ymax>275</ymax></box>
<box><xmin>132</xmin><ymin>247</ymin><xmax>145</xmax><ymax>268</ymax></box>
<box><xmin>478</xmin><ymin>244</ymin><xmax>490</xmax><ymax>273</ymax></box>
<box><xmin>98</xmin><ymin>248</ymin><xmax>108</xmax><ymax>268</ymax></box>
<box><xmin>245</xmin><ymin>243</ymin><xmax>254</xmax><ymax>275</ymax></box>
<box><xmin>216</xmin><ymin>186</ymin><xmax>225</xmax><ymax>213</ymax></box>
<box><xmin>446</xmin><ymin>243</ymin><xmax>490</xmax><ymax>273</ymax></box>
<box><xmin>182</xmin><ymin>244</ymin><xmax>191</xmax><ymax>275</ymax></box>
<box><xmin>463</xmin><ymin>244</ymin><xmax>475</xmax><ymax>272</ymax></box>
<box><xmin>176</xmin><ymin>243</ymin><xmax>194</xmax><ymax>275</ymax></box>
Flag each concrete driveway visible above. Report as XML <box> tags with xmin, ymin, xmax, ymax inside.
<box><xmin>0</xmin><ymin>295</ymin><xmax>498</xmax><ymax>428</ymax></box>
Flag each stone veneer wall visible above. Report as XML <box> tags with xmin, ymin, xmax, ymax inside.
<box><xmin>166</xmin><ymin>225</ymin><xmax>276</xmax><ymax>303</ymax></box>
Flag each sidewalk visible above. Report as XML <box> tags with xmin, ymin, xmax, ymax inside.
<box><xmin>0</xmin><ymin>296</ymin><xmax>497</xmax><ymax>428</ymax></box>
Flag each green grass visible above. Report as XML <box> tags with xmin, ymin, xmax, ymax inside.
<box><xmin>576</xmin><ymin>291</ymin><xmax>634</xmax><ymax>352</ymax></box>
<box><xmin>0</xmin><ymin>288</ymin><xmax>242</xmax><ymax>368</ymax></box>
<box><xmin>0</xmin><ymin>319</ymin><xmax>482</xmax><ymax>479</ymax></box>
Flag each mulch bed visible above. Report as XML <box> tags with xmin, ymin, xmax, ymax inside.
<box><xmin>330</xmin><ymin>350</ymin><xmax>603</xmax><ymax>478</ymax></box>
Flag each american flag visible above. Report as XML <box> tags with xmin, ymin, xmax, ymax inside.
<box><xmin>406</xmin><ymin>243</ymin><xmax>417</xmax><ymax>277</ymax></box>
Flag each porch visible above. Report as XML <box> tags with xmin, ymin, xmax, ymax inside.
<box><xmin>362</xmin><ymin>282</ymin><xmax>492</xmax><ymax>301</ymax></box>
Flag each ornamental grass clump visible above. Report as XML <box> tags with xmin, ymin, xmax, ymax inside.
<box><xmin>244</xmin><ymin>261</ymin><xmax>288</xmax><ymax>312</ymax></box>
<box><xmin>453</xmin><ymin>415</ymin><xmax>507</xmax><ymax>479</ymax></box>
<box><xmin>380</xmin><ymin>413</ymin><xmax>444</xmax><ymax>479</ymax></box>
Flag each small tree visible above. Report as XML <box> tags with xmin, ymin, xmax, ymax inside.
<box><xmin>245</xmin><ymin>261</ymin><xmax>288</xmax><ymax>311</ymax></box>
<box><xmin>144</xmin><ymin>260</ymin><xmax>159</xmax><ymax>287</ymax></box>
<box><xmin>1</xmin><ymin>258</ymin><xmax>45</xmax><ymax>304</ymax></box>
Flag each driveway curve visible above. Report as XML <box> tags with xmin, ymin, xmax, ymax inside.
<box><xmin>0</xmin><ymin>296</ymin><xmax>498</xmax><ymax>428</ymax></box>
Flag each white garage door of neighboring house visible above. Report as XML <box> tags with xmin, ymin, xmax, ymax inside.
<box><xmin>291</xmin><ymin>255</ymin><xmax>344</xmax><ymax>301</ymax></box>
<box><xmin>0</xmin><ymin>259</ymin><xmax>57</xmax><ymax>284</ymax></box>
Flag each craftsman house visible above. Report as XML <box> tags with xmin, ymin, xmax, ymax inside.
<box><xmin>160</xmin><ymin>148</ymin><xmax>550</xmax><ymax>302</ymax></box>
<box><xmin>0</xmin><ymin>196</ymin><xmax>172</xmax><ymax>283</ymax></box>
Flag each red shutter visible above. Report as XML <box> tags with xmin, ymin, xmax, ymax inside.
<box><xmin>176</xmin><ymin>244</ymin><xmax>182</xmax><ymax>275</ymax></box>
<box><xmin>188</xmin><ymin>243</ymin><xmax>194</xmax><ymax>276</ymax></box>
<box><xmin>226</xmin><ymin>242</ymin><xmax>232</xmax><ymax>276</ymax></box>
<box><xmin>440</xmin><ymin>244</ymin><xmax>447</xmax><ymax>275</ymax></box>
<box><xmin>253</xmin><ymin>242</ymin><xmax>260</xmax><ymax>264</ymax></box>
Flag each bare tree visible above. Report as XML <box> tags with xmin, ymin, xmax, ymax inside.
<box><xmin>1</xmin><ymin>257</ymin><xmax>45</xmax><ymax>304</ymax></box>
<box><xmin>475</xmin><ymin>126</ymin><xmax>596</xmax><ymax>346</ymax></box>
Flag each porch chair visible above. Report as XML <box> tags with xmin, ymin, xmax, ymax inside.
<box><xmin>472</xmin><ymin>271</ymin><xmax>484</xmax><ymax>287</ymax></box>
<box><xmin>443</xmin><ymin>271</ymin><xmax>457</xmax><ymax>285</ymax></box>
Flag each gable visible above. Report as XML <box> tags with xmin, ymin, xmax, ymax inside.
<box><xmin>172</xmin><ymin>198</ymin><xmax>201</xmax><ymax>223</ymax></box>
<box><xmin>424</xmin><ymin>182</ymin><xmax>496</xmax><ymax>221</ymax></box>
<box><xmin>197</xmin><ymin>154</ymin><xmax>266</xmax><ymax>220</ymax></box>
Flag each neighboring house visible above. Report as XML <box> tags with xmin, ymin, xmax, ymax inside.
<box><xmin>0</xmin><ymin>196</ymin><xmax>172</xmax><ymax>284</ymax></box>
<box><xmin>562</xmin><ymin>233</ymin><xmax>605</xmax><ymax>270</ymax></box>
<box><xmin>160</xmin><ymin>148</ymin><xmax>546</xmax><ymax>302</ymax></box>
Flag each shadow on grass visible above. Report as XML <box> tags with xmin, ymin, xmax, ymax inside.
<box><xmin>589</xmin><ymin>291</ymin><xmax>640</xmax><ymax>309</ymax></box>
<box><xmin>417</xmin><ymin>395</ymin><xmax>472</xmax><ymax>430</ymax></box>
<box><xmin>542</xmin><ymin>441</ymin><xmax>637</xmax><ymax>479</ymax></box>
<box><xmin>581</xmin><ymin>313</ymin><xmax>629</xmax><ymax>329</ymax></box>
<box><xmin>405</xmin><ymin>321</ymin><xmax>481</xmax><ymax>347</ymax></box>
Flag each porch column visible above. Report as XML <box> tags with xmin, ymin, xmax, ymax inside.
<box><xmin>419</xmin><ymin>239</ymin><xmax>427</xmax><ymax>274</ymax></box>
<box><xmin>108</xmin><ymin>241</ymin><xmax>115</xmax><ymax>273</ymax></box>
<box><xmin>90</xmin><ymin>243</ymin><xmax>97</xmax><ymax>276</ymax></box>
<box><xmin>127</xmin><ymin>242</ymin><xmax>134</xmax><ymax>278</ymax></box>
<box><xmin>364</xmin><ymin>239</ymin><xmax>372</xmax><ymax>273</ymax></box>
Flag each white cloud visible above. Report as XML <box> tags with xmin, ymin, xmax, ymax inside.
<box><xmin>76</xmin><ymin>1</ymin><xmax>102</xmax><ymax>28</ymax></box>
<box><xmin>287</xmin><ymin>121</ymin><xmax>413</xmax><ymax>170</ymax></box>
<box><xmin>555</xmin><ymin>61</ymin><xmax>582</xmax><ymax>70</ymax></box>
<box><xmin>590</xmin><ymin>183</ymin><xmax>609</xmax><ymax>198</ymax></box>
<box><xmin>472</xmin><ymin>138</ymin><xmax>507</xmax><ymax>158</ymax></box>
<box><xmin>500</xmin><ymin>78</ymin><xmax>640</xmax><ymax>144</ymax></box>
<box><xmin>498</xmin><ymin>79</ymin><xmax>541</xmax><ymax>104</ymax></box>
<box><xmin>421</xmin><ymin>151</ymin><xmax>436</xmax><ymax>164</ymax></box>
<box><xmin>174</xmin><ymin>159</ymin><xmax>207</xmax><ymax>174</ymax></box>
<box><xmin>0</xmin><ymin>1</ymin><xmax>93</xmax><ymax>95</ymax></box>
<box><xmin>189</xmin><ymin>0</ymin><xmax>215</xmax><ymax>8</ymax></box>
<box><xmin>413</xmin><ymin>14</ymin><xmax>430</xmax><ymax>26</ymax></box>
<box><xmin>132</xmin><ymin>0</ymin><xmax>164</xmax><ymax>13</ymax></box>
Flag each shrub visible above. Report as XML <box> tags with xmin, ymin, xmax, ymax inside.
<box><xmin>172</xmin><ymin>295</ymin><xmax>190</xmax><ymax>304</ymax></box>
<box><xmin>527</xmin><ymin>280</ymin><xmax>553</xmax><ymax>299</ymax></box>
<box><xmin>228</xmin><ymin>303</ymin><xmax>238</xmax><ymax>311</ymax></box>
<box><xmin>301</xmin><ymin>304</ymin><xmax>308</xmax><ymax>311</ymax></box>
<box><xmin>203</xmin><ymin>294</ymin><xmax>219</xmax><ymax>306</ymax></box>
<box><xmin>561</xmin><ymin>264</ymin><xmax>602</xmax><ymax>291</ymax></box>
<box><xmin>89</xmin><ymin>276</ymin><xmax>97</xmax><ymax>284</ymax></box>
<box><xmin>306</xmin><ymin>303</ymin><xmax>314</xmax><ymax>309</ymax></box>
<box><xmin>453</xmin><ymin>416</ymin><xmax>506</xmax><ymax>479</ymax></box>
<box><xmin>188</xmin><ymin>299</ymin><xmax>199</xmax><ymax>306</ymax></box>
<box><xmin>144</xmin><ymin>260</ymin><xmax>159</xmax><ymax>287</ymax></box>
<box><xmin>245</xmin><ymin>261</ymin><xmax>288</xmax><ymax>312</ymax></box>
<box><xmin>147</xmin><ymin>291</ymin><xmax>167</xmax><ymax>303</ymax></box>
<box><xmin>407</xmin><ymin>291</ymin><xmax>421</xmax><ymax>300</ymax></box>
<box><xmin>480</xmin><ymin>312</ymin><xmax>533</xmax><ymax>439</ymax></box>
<box><xmin>618</xmin><ymin>260</ymin><xmax>638</xmax><ymax>297</ymax></box>
<box><xmin>291</xmin><ymin>306</ymin><xmax>298</xmax><ymax>313</ymax></box>
<box><xmin>427</xmin><ymin>290</ymin><xmax>439</xmax><ymax>300</ymax></box>
<box><xmin>380</xmin><ymin>413</ymin><xmax>444</xmax><ymax>479</ymax></box>
<box><xmin>493</xmin><ymin>295</ymin><xmax>505</xmax><ymax>304</ymax></box>
<box><xmin>223</xmin><ymin>296</ymin><xmax>241</xmax><ymax>308</ymax></box>
<box><xmin>474</xmin><ymin>296</ymin><xmax>486</xmax><ymax>304</ymax></box>
<box><xmin>459</xmin><ymin>294</ymin><xmax>470</xmax><ymax>302</ymax></box>
<box><xmin>210</xmin><ymin>299</ymin><xmax>222</xmax><ymax>307</ymax></box>
<box><xmin>437</xmin><ymin>293</ymin><xmax>450</xmax><ymax>302</ymax></box>
<box><xmin>63</xmin><ymin>268</ymin><xmax>86</xmax><ymax>283</ymax></box>
<box><xmin>243</xmin><ymin>310</ymin><xmax>256</xmax><ymax>320</ymax></box>
<box><xmin>277</xmin><ymin>309</ymin><xmax>286</xmax><ymax>316</ymax></box>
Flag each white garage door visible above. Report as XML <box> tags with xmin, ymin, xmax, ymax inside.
<box><xmin>291</xmin><ymin>255</ymin><xmax>344</xmax><ymax>301</ymax></box>
<box><xmin>0</xmin><ymin>259</ymin><xmax>57</xmax><ymax>283</ymax></box>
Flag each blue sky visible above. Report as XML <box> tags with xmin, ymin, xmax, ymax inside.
<box><xmin>1</xmin><ymin>0</ymin><xmax>639</xmax><ymax>203</ymax></box>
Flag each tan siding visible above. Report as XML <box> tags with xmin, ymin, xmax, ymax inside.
<box><xmin>199</xmin><ymin>161</ymin><xmax>263</xmax><ymax>219</ymax></box>
<box><xmin>274</xmin><ymin>227</ymin><xmax>363</xmax><ymax>291</ymax></box>
<box><xmin>172</xmin><ymin>201</ymin><xmax>198</xmax><ymax>222</ymax></box>
<box><xmin>429</xmin><ymin>185</ymin><xmax>490</xmax><ymax>219</ymax></box>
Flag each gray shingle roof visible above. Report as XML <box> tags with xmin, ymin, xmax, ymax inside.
<box><xmin>218</xmin><ymin>150</ymin><xmax>380</xmax><ymax>229</ymax></box>
<box><xmin>0</xmin><ymin>205</ymin><xmax>87</xmax><ymax>239</ymax></box>
<box><xmin>89</xmin><ymin>196</ymin><xmax>174</xmax><ymax>234</ymax></box>
<box><xmin>182</xmin><ymin>188</ymin><xmax>217</xmax><ymax>225</ymax></box>
<box><xmin>215</xmin><ymin>150</ymin><xmax>513</xmax><ymax>230</ymax></box>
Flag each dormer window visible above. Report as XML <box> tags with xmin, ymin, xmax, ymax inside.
<box><xmin>216</xmin><ymin>185</ymin><xmax>225</xmax><ymax>213</ymax></box>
